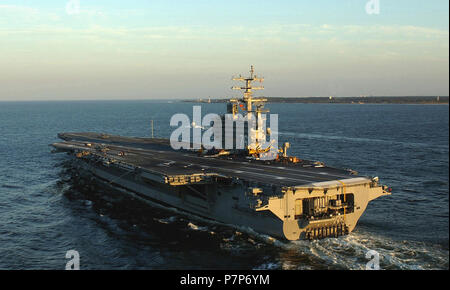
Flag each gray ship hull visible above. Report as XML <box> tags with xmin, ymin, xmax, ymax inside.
<box><xmin>73</xmin><ymin>158</ymin><xmax>285</xmax><ymax>238</ymax></box>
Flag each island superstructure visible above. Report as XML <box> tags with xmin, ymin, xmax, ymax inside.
<box><xmin>51</xmin><ymin>66</ymin><xmax>391</xmax><ymax>240</ymax></box>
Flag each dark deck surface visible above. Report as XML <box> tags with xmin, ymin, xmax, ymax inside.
<box><xmin>55</xmin><ymin>132</ymin><xmax>361</xmax><ymax>187</ymax></box>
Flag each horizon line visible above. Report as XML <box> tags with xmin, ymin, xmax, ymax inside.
<box><xmin>0</xmin><ymin>95</ymin><xmax>448</xmax><ymax>103</ymax></box>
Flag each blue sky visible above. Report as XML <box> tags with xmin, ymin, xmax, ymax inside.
<box><xmin>0</xmin><ymin>0</ymin><xmax>448</xmax><ymax>100</ymax></box>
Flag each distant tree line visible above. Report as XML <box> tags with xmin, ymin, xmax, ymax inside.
<box><xmin>186</xmin><ymin>96</ymin><xmax>448</xmax><ymax>104</ymax></box>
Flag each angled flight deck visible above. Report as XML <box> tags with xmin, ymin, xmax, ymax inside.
<box><xmin>55</xmin><ymin>132</ymin><xmax>358</xmax><ymax>187</ymax></box>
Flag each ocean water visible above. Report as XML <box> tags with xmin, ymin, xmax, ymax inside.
<box><xmin>0</xmin><ymin>100</ymin><xmax>448</xmax><ymax>270</ymax></box>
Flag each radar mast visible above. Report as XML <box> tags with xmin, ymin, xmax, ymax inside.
<box><xmin>231</xmin><ymin>66</ymin><xmax>271</xmax><ymax>157</ymax></box>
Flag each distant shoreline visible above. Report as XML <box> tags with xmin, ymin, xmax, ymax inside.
<box><xmin>0</xmin><ymin>96</ymin><xmax>448</xmax><ymax>104</ymax></box>
<box><xmin>185</xmin><ymin>96</ymin><xmax>449</xmax><ymax>105</ymax></box>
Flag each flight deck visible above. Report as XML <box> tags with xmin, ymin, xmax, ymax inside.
<box><xmin>54</xmin><ymin>132</ymin><xmax>358</xmax><ymax>187</ymax></box>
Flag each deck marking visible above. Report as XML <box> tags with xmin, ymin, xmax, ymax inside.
<box><xmin>58</xmin><ymin>139</ymin><xmax>359</xmax><ymax>186</ymax></box>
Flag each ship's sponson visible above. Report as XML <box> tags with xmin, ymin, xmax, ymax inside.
<box><xmin>257</xmin><ymin>177</ymin><xmax>390</xmax><ymax>240</ymax></box>
<box><xmin>52</xmin><ymin>132</ymin><xmax>391</xmax><ymax>240</ymax></box>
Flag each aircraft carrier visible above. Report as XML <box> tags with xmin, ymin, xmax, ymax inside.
<box><xmin>51</xmin><ymin>67</ymin><xmax>391</xmax><ymax>240</ymax></box>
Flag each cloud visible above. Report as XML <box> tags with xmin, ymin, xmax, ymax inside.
<box><xmin>0</xmin><ymin>23</ymin><xmax>447</xmax><ymax>65</ymax></box>
<box><xmin>0</xmin><ymin>4</ymin><xmax>447</xmax><ymax>45</ymax></box>
<box><xmin>0</xmin><ymin>4</ymin><xmax>39</xmax><ymax>13</ymax></box>
<box><xmin>0</xmin><ymin>4</ymin><xmax>61</xmax><ymax>23</ymax></box>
